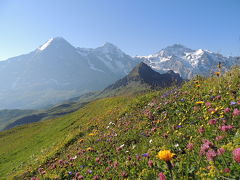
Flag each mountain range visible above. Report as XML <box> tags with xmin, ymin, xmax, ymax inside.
<box><xmin>1</xmin><ymin>62</ymin><xmax>182</xmax><ymax>130</ymax></box>
<box><xmin>0</xmin><ymin>37</ymin><xmax>137</xmax><ymax>109</ymax></box>
<box><xmin>0</xmin><ymin>37</ymin><xmax>239</xmax><ymax>109</ymax></box>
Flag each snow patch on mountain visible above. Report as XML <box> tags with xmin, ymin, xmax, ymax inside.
<box><xmin>38</xmin><ymin>38</ymin><xmax>54</xmax><ymax>51</ymax></box>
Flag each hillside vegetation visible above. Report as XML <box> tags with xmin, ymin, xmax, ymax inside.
<box><xmin>0</xmin><ymin>67</ymin><xmax>240</xmax><ymax>179</ymax></box>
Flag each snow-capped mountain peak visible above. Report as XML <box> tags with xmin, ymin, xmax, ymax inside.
<box><xmin>135</xmin><ymin>44</ymin><xmax>240</xmax><ymax>79</ymax></box>
<box><xmin>37</xmin><ymin>37</ymin><xmax>73</xmax><ymax>52</ymax></box>
<box><xmin>38</xmin><ymin>38</ymin><xmax>54</xmax><ymax>51</ymax></box>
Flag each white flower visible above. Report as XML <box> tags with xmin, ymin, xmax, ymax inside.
<box><xmin>174</xmin><ymin>144</ymin><xmax>179</xmax><ymax>147</ymax></box>
<box><xmin>149</xmin><ymin>139</ymin><xmax>153</xmax><ymax>144</ymax></box>
<box><xmin>120</xmin><ymin>144</ymin><xmax>125</xmax><ymax>148</ymax></box>
<box><xmin>132</xmin><ymin>145</ymin><xmax>136</xmax><ymax>149</ymax></box>
<box><xmin>72</xmin><ymin>156</ymin><xmax>77</xmax><ymax>160</ymax></box>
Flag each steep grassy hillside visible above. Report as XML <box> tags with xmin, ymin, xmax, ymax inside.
<box><xmin>1</xmin><ymin>67</ymin><xmax>239</xmax><ymax>179</ymax></box>
<box><xmin>0</xmin><ymin>97</ymin><xmax>132</xmax><ymax>178</ymax></box>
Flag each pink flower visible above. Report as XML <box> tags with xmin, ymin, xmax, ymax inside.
<box><xmin>215</xmin><ymin>136</ymin><xmax>224</xmax><ymax>141</ymax></box>
<box><xmin>148</xmin><ymin>160</ymin><xmax>153</xmax><ymax>168</ymax></box>
<box><xmin>205</xmin><ymin>102</ymin><xmax>211</xmax><ymax>107</ymax></box>
<box><xmin>208</xmin><ymin>108</ymin><xmax>216</xmax><ymax>113</ymax></box>
<box><xmin>159</xmin><ymin>172</ymin><xmax>166</xmax><ymax>180</ymax></box>
<box><xmin>200</xmin><ymin>140</ymin><xmax>213</xmax><ymax>155</ymax></box>
<box><xmin>217</xmin><ymin>148</ymin><xmax>225</xmax><ymax>155</ymax></box>
<box><xmin>93</xmin><ymin>175</ymin><xmax>100</xmax><ymax>180</ymax></box>
<box><xmin>219</xmin><ymin>125</ymin><xmax>234</xmax><ymax>132</ymax></box>
<box><xmin>233</xmin><ymin>108</ymin><xmax>240</xmax><ymax>116</ymax></box>
<box><xmin>208</xmin><ymin>119</ymin><xmax>217</xmax><ymax>125</ymax></box>
<box><xmin>198</xmin><ymin>127</ymin><xmax>205</xmax><ymax>133</ymax></box>
<box><xmin>187</xmin><ymin>143</ymin><xmax>194</xmax><ymax>150</ymax></box>
<box><xmin>224</xmin><ymin>107</ymin><xmax>231</xmax><ymax>113</ymax></box>
<box><xmin>232</xmin><ymin>148</ymin><xmax>240</xmax><ymax>163</ymax></box>
<box><xmin>206</xmin><ymin>149</ymin><xmax>217</xmax><ymax>161</ymax></box>
<box><xmin>223</xmin><ymin>168</ymin><xmax>230</xmax><ymax>173</ymax></box>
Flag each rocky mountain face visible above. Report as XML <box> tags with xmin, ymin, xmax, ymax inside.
<box><xmin>0</xmin><ymin>37</ymin><xmax>138</xmax><ymax>109</ymax></box>
<box><xmin>103</xmin><ymin>62</ymin><xmax>183</xmax><ymax>92</ymax></box>
<box><xmin>136</xmin><ymin>44</ymin><xmax>240</xmax><ymax>79</ymax></box>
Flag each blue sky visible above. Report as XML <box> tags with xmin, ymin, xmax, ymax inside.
<box><xmin>0</xmin><ymin>0</ymin><xmax>240</xmax><ymax>60</ymax></box>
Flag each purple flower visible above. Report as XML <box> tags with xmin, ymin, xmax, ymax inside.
<box><xmin>230</xmin><ymin>101</ymin><xmax>237</xmax><ymax>105</ymax></box>
<box><xmin>142</xmin><ymin>153</ymin><xmax>149</xmax><ymax>157</ymax></box>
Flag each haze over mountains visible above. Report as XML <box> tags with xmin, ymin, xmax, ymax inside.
<box><xmin>0</xmin><ymin>37</ymin><xmax>239</xmax><ymax>109</ymax></box>
<box><xmin>0</xmin><ymin>37</ymin><xmax>137</xmax><ymax>109</ymax></box>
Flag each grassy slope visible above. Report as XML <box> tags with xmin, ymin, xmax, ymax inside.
<box><xmin>0</xmin><ymin>96</ymin><xmax>131</xmax><ymax>178</ymax></box>
<box><xmin>22</xmin><ymin>67</ymin><xmax>239</xmax><ymax>179</ymax></box>
<box><xmin>0</xmin><ymin>67</ymin><xmax>239</xmax><ymax>179</ymax></box>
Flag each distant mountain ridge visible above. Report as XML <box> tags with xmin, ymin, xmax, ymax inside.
<box><xmin>135</xmin><ymin>44</ymin><xmax>240</xmax><ymax>79</ymax></box>
<box><xmin>0</xmin><ymin>37</ymin><xmax>138</xmax><ymax>109</ymax></box>
<box><xmin>0</xmin><ymin>38</ymin><xmax>239</xmax><ymax>109</ymax></box>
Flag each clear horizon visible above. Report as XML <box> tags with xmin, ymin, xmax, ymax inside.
<box><xmin>0</xmin><ymin>0</ymin><xmax>240</xmax><ymax>60</ymax></box>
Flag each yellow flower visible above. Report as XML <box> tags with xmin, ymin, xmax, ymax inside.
<box><xmin>157</xmin><ymin>150</ymin><xmax>175</xmax><ymax>161</ymax></box>
<box><xmin>86</xmin><ymin>147</ymin><xmax>94</xmax><ymax>151</ymax></box>
<box><xmin>78</xmin><ymin>139</ymin><xmax>84</xmax><ymax>143</ymax></box>
<box><xmin>196</xmin><ymin>101</ymin><xmax>204</xmax><ymax>105</ymax></box>
<box><xmin>215</xmin><ymin>71</ymin><xmax>220</xmax><ymax>76</ymax></box>
<box><xmin>195</xmin><ymin>84</ymin><xmax>200</xmax><ymax>88</ymax></box>
<box><xmin>88</xmin><ymin>133</ymin><xmax>96</xmax><ymax>136</ymax></box>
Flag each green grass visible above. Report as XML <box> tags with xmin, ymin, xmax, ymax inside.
<box><xmin>0</xmin><ymin>67</ymin><xmax>240</xmax><ymax>179</ymax></box>
<box><xmin>0</xmin><ymin>96</ymin><xmax>131</xmax><ymax>178</ymax></box>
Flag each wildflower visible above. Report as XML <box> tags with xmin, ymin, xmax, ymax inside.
<box><xmin>206</xmin><ymin>149</ymin><xmax>217</xmax><ymax>161</ymax></box>
<box><xmin>187</xmin><ymin>143</ymin><xmax>194</xmax><ymax>150</ymax></box>
<box><xmin>148</xmin><ymin>160</ymin><xmax>153</xmax><ymax>168</ymax></box>
<box><xmin>233</xmin><ymin>108</ymin><xmax>240</xmax><ymax>116</ymax></box>
<box><xmin>113</xmin><ymin>161</ymin><xmax>119</xmax><ymax>168</ymax></box>
<box><xmin>208</xmin><ymin>119</ymin><xmax>217</xmax><ymax>125</ymax></box>
<box><xmin>195</xmin><ymin>84</ymin><xmax>200</xmax><ymax>88</ymax></box>
<box><xmin>157</xmin><ymin>150</ymin><xmax>175</xmax><ymax>161</ymax></box>
<box><xmin>232</xmin><ymin>148</ymin><xmax>240</xmax><ymax>163</ymax></box>
<box><xmin>208</xmin><ymin>108</ymin><xmax>216</xmax><ymax>114</ymax></box>
<box><xmin>224</xmin><ymin>107</ymin><xmax>231</xmax><ymax>113</ymax></box>
<box><xmin>142</xmin><ymin>153</ymin><xmax>149</xmax><ymax>158</ymax></box>
<box><xmin>149</xmin><ymin>139</ymin><xmax>153</xmax><ymax>144</ymax></box>
<box><xmin>89</xmin><ymin>133</ymin><xmax>96</xmax><ymax>136</ymax></box>
<box><xmin>217</xmin><ymin>148</ymin><xmax>225</xmax><ymax>155</ymax></box>
<box><xmin>87</xmin><ymin>169</ymin><xmax>92</xmax><ymax>174</ymax></box>
<box><xmin>121</xmin><ymin>171</ymin><xmax>128</xmax><ymax>178</ymax></box>
<box><xmin>196</xmin><ymin>101</ymin><xmax>204</xmax><ymax>105</ymax></box>
<box><xmin>215</xmin><ymin>136</ymin><xmax>224</xmax><ymax>141</ymax></box>
<box><xmin>159</xmin><ymin>172</ymin><xmax>166</xmax><ymax>180</ymax></box>
<box><xmin>230</xmin><ymin>101</ymin><xmax>237</xmax><ymax>105</ymax></box>
<box><xmin>198</xmin><ymin>127</ymin><xmax>205</xmax><ymax>134</ymax></box>
<box><xmin>215</xmin><ymin>72</ymin><xmax>220</xmax><ymax>76</ymax></box>
<box><xmin>219</xmin><ymin>125</ymin><xmax>234</xmax><ymax>132</ymax></box>
<box><xmin>120</xmin><ymin>144</ymin><xmax>125</xmax><ymax>148</ymax></box>
<box><xmin>223</xmin><ymin>168</ymin><xmax>230</xmax><ymax>173</ymax></box>
<box><xmin>86</xmin><ymin>147</ymin><xmax>94</xmax><ymax>151</ymax></box>
<box><xmin>205</xmin><ymin>102</ymin><xmax>211</xmax><ymax>107</ymax></box>
<box><xmin>93</xmin><ymin>175</ymin><xmax>100</xmax><ymax>180</ymax></box>
<box><xmin>78</xmin><ymin>139</ymin><xmax>84</xmax><ymax>143</ymax></box>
